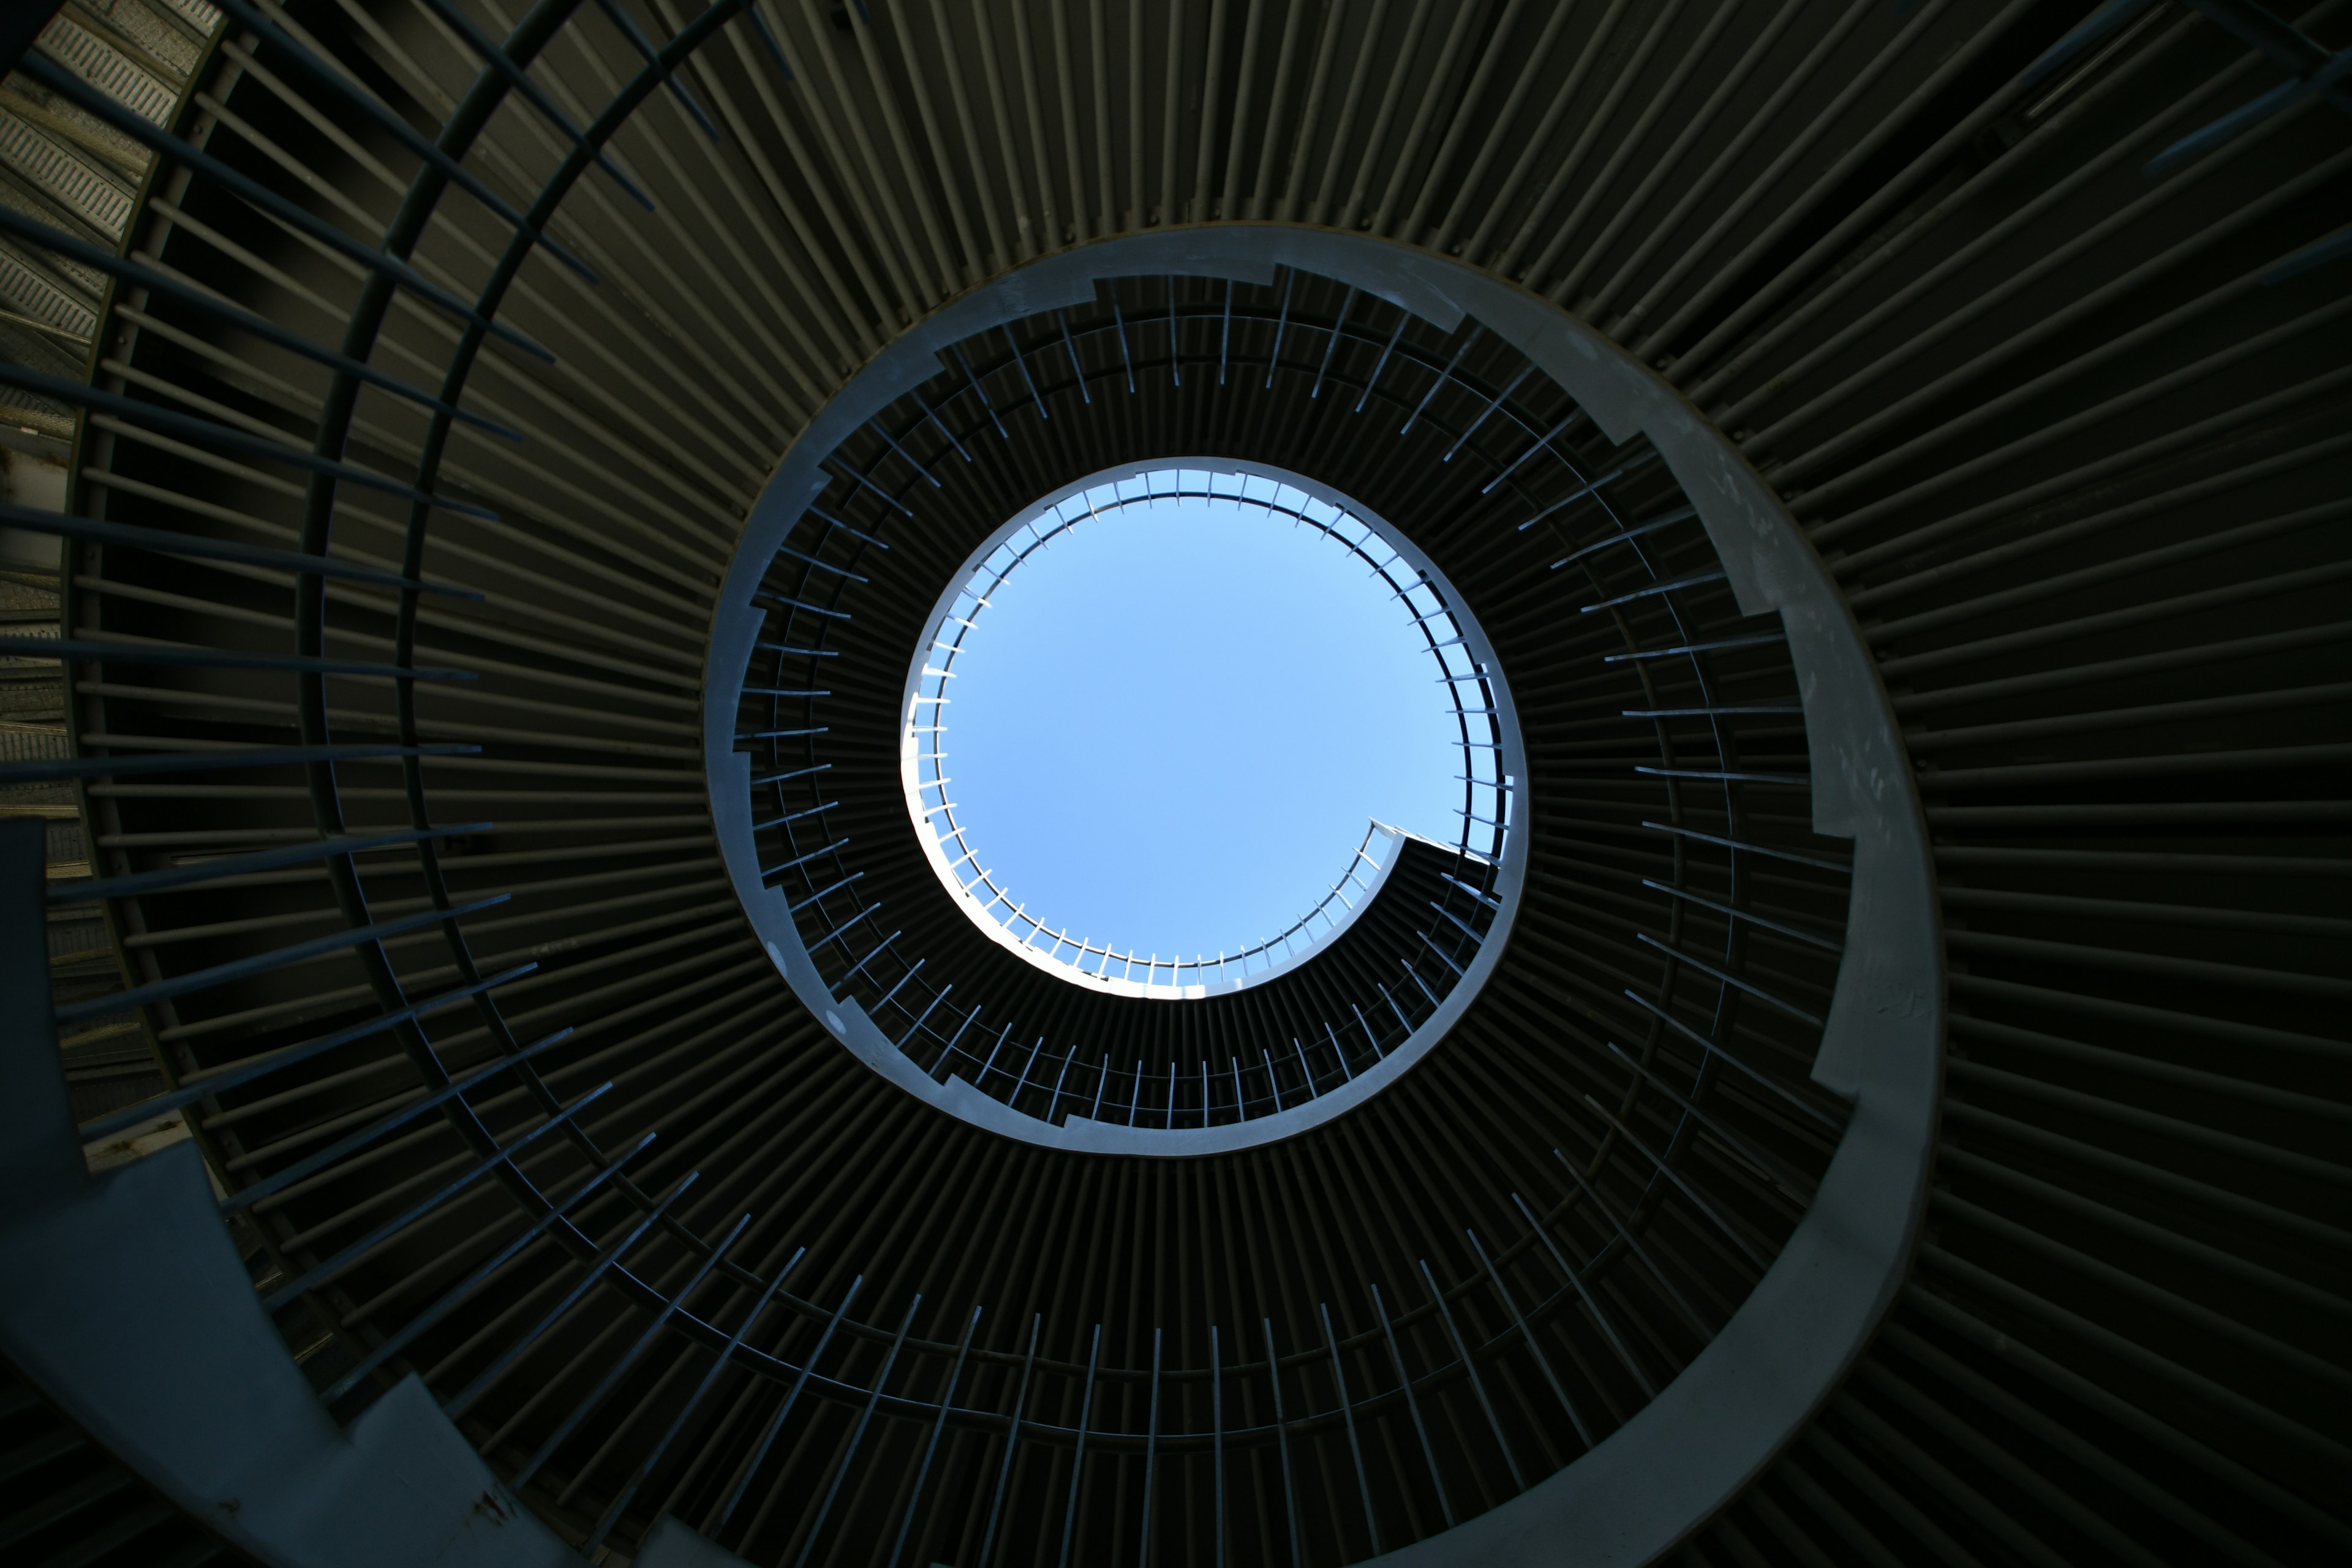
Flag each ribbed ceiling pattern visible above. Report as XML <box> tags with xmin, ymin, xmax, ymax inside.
<box><xmin>5</xmin><ymin>0</ymin><xmax>2346</xmax><ymax>1563</ymax></box>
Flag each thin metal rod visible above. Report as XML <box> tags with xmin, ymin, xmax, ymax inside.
<box><xmin>1550</xmin><ymin>1152</ymin><xmax>1711</xmax><ymax>1339</ymax></box>
<box><xmin>270</xmin><ymin>1083</ymin><xmax>620</xmax><ymax>1322</ymax></box>
<box><xmin>11</xmin><ymin>53</ymin><xmax>550</xmax><ymax>360</ymax></box>
<box><xmin>1511</xmin><ymin>1192</ymin><xmax>1656</xmax><ymax>1398</ymax></box>
<box><xmin>0</xmin><ymin>363</ymin><xmax>496</xmax><ymax>517</ymax></box>
<box><xmin>976</xmin><ymin>1314</ymin><xmax>1043</xmax><ymax>1568</ymax></box>
<box><xmin>77</xmin><ymin>962</ymin><xmax>533</xmax><ymax>1143</ymax></box>
<box><xmin>50</xmin><ymin>823</ymin><xmax>489</xmax><ymax>907</ymax></box>
<box><xmin>6</xmin><ymin>222</ymin><xmax>519</xmax><ymax>441</ymax></box>
<box><xmin>792</xmin><ymin>1293</ymin><xmax>923</xmax><ymax>1568</ymax></box>
<box><xmin>714</xmin><ymin>1273</ymin><xmax>866</xmax><ymax>1532</ymax></box>
<box><xmin>1371</xmin><ymin>1282</ymin><xmax>1453</xmax><ymax>1526</ymax></box>
<box><xmin>322</xmin><ymin>1132</ymin><xmax>658</xmax><ymax>1406</ymax></box>
<box><xmin>58</xmin><ymin>895</ymin><xmax>508</xmax><ymax>1026</ymax></box>
<box><xmin>1615</xmin><ymin>988</ymin><xmax>1842</xmax><ymax>1129</ymax></box>
<box><xmin>582</xmin><ymin>1246</ymin><xmax>808</xmax><ymax>1552</ymax></box>
<box><xmin>0</xmin><ymin>636</ymin><xmax>473</xmax><ymax>683</ymax></box>
<box><xmin>0</xmin><ymin>505</ymin><xmax>481</xmax><ymax>599</ymax></box>
<box><xmin>1417</xmin><ymin>1258</ymin><xmax>1525</xmax><ymax>1490</ymax></box>
<box><xmin>883</xmin><ymin>1305</ymin><xmax>981</xmax><ymax>1568</ymax></box>
<box><xmin>223</xmin><ymin>1027</ymin><xmax>574</xmax><ymax>1213</ymax></box>
<box><xmin>410</xmin><ymin>0</ymin><xmax>656</xmax><ymax>209</ymax></box>
<box><xmin>1210</xmin><ymin>1324</ymin><xmax>1226</xmax><ymax>1568</ymax></box>
<box><xmin>1136</xmin><ymin>1326</ymin><xmax>1163</xmax><ymax>1566</ymax></box>
<box><xmin>1466</xmin><ymin>1227</ymin><xmax>1593</xmax><ymax>1447</ymax></box>
<box><xmin>1263</xmin><ymin>1317</ymin><xmax>1302</xmax><ymax>1568</ymax></box>
<box><xmin>1577</xmin><ymin>1096</ymin><xmax>1770</xmax><ymax>1272</ymax></box>
<box><xmin>514</xmin><ymin>1212</ymin><xmax>755</xmax><ymax>1488</ymax></box>
<box><xmin>1056</xmin><ymin>1324</ymin><xmax>1103</xmax><ymax>1568</ymax></box>
<box><xmin>1321</xmin><ymin>1302</ymin><xmax>1382</xmax><ymax>1555</ymax></box>
<box><xmin>202</xmin><ymin>0</ymin><xmax>601</xmax><ymax>280</ymax></box>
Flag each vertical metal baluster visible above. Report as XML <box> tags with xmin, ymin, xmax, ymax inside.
<box><xmin>1005</xmin><ymin>325</ymin><xmax>1051</xmax><ymax>420</ymax></box>
<box><xmin>1057</xmin><ymin>308</ymin><xmax>1091</xmax><ymax>402</ymax></box>
<box><xmin>894</xmin><ymin>981</ymin><xmax>952</xmax><ymax>1049</ymax></box>
<box><xmin>1327</xmin><ymin>1022</ymin><xmax>1354</xmax><ymax>1081</ymax></box>
<box><xmin>322</xmin><ymin>1131</ymin><xmax>657</xmax><ymax>1406</ymax></box>
<box><xmin>1167</xmin><ymin>276</ymin><xmax>1183</xmax><ymax>386</ymax></box>
<box><xmin>1551</xmin><ymin>1148</ymin><xmax>1711</xmax><ymax>1336</ymax></box>
<box><xmin>1310</xmin><ymin>287</ymin><xmax>1357</xmax><ymax>399</ymax></box>
<box><xmin>266</xmin><ymin>1084</ymin><xmax>615</xmax><ymax>1313</ymax></box>
<box><xmin>884</xmin><ymin>1305</ymin><xmax>982</xmax><ymax>1568</ymax></box>
<box><xmin>516</xmin><ymin>1212</ymin><xmax>756</xmax><ymax>1489</ymax></box>
<box><xmin>1112</xmin><ymin>296</ymin><xmax>1137</xmax><ymax>393</ymax></box>
<box><xmin>1262</xmin><ymin>1319</ymin><xmax>1302</xmax><ymax>1568</ymax></box>
<box><xmin>1137</xmin><ymin>1327</ymin><xmax>1163</xmax><ymax>1566</ymax></box>
<box><xmin>1416</xmin><ymin>1259</ymin><xmax>1525</xmax><ymax>1491</ymax></box>
<box><xmin>1578</xmin><ymin>1095</ymin><xmax>1768</xmax><ymax>1270</ymax></box>
<box><xmin>407</xmin><ymin>0</ymin><xmax>655</xmax><ymax>206</ymax></box>
<box><xmin>1370</xmin><ymin>1283</ymin><xmax>1453</xmax><ymax>1527</ymax></box>
<box><xmin>1265</xmin><ymin>271</ymin><xmax>1294</xmax><ymax>389</ymax></box>
<box><xmin>1008</xmin><ymin>1037</ymin><xmax>1047</xmax><ymax>1107</ymax></box>
<box><xmin>1512</xmin><ymin>1192</ymin><xmax>1656</xmax><ymax>1397</ymax></box>
<box><xmin>1401</xmin><ymin>326</ymin><xmax>1477</xmax><ymax>435</ymax></box>
<box><xmin>584</xmin><ymin>1246</ymin><xmax>808</xmax><ymax>1553</ymax></box>
<box><xmin>978</xmin><ymin>1315</ymin><xmax>1043</xmax><ymax>1568</ymax></box>
<box><xmin>873</xmin><ymin>957</ymin><xmax>928</xmax><ymax>1015</ymax></box>
<box><xmin>862</xmin><ymin>415</ymin><xmax>943</xmax><ymax>488</ymax></box>
<box><xmin>938</xmin><ymin>1004</ymin><xmax>982</xmax><ymax>1076</ymax></box>
<box><xmin>1355</xmin><ymin>312</ymin><xmax>1409</xmax><ymax>414</ymax></box>
<box><xmin>979</xmin><ymin>1020</ymin><xmax>1014</xmax><ymax>1084</ymax></box>
<box><xmin>714</xmin><ymin>1275</ymin><xmax>867</xmax><ymax>1533</ymax></box>
<box><xmin>1441</xmin><ymin>363</ymin><xmax>1536</xmax><ymax>461</ymax></box>
<box><xmin>1056</xmin><ymin>1324</ymin><xmax>1104</xmax><ymax>1568</ymax></box>
<box><xmin>1320</xmin><ymin>1303</ymin><xmax>1382</xmax><ymax>1556</ymax></box>
<box><xmin>1220</xmin><ymin>279</ymin><xmax>1234</xmax><ymax>383</ymax></box>
<box><xmin>793</xmin><ymin>1294</ymin><xmax>923</xmax><ymax>1568</ymax></box>
<box><xmin>954</xmin><ymin>343</ymin><xmax>1010</xmax><ymax>439</ymax></box>
<box><xmin>1481</xmin><ymin>409</ymin><xmax>1586</xmax><ymax>495</ymax></box>
<box><xmin>1467</xmin><ymin>1229</ymin><xmax>1593</xmax><ymax>1447</ymax></box>
<box><xmin>913</xmin><ymin>386</ymin><xmax>975</xmax><ymax>463</ymax></box>
<box><xmin>1210</xmin><ymin>1325</ymin><xmax>1226</xmax><ymax>1568</ymax></box>
<box><xmin>442</xmin><ymin>1164</ymin><xmax>694</xmax><ymax>1419</ymax></box>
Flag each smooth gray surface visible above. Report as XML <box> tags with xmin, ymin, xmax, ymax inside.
<box><xmin>0</xmin><ymin>824</ymin><xmax>581</xmax><ymax>1568</ymax></box>
<box><xmin>707</xmin><ymin>229</ymin><xmax>1942</xmax><ymax>1562</ymax></box>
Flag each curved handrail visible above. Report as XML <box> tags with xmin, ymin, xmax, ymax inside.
<box><xmin>903</xmin><ymin>462</ymin><xmax>1509</xmax><ymax>997</ymax></box>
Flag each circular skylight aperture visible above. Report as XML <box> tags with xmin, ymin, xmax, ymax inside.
<box><xmin>903</xmin><ymin>465</ymin><xmax>1513</xmax><ymax>995</ymax></box>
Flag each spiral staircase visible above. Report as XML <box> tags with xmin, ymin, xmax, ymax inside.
<box><xmin>0</xmin><ymin>0</ymin><xmax>2344</xmax><ymax>1564</ymax></box>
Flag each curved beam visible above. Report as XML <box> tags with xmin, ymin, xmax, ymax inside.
<box><xmin>704</xmin><ymin>226</ymin><xmax>1942</xmax><ymax>1558</ymax></box>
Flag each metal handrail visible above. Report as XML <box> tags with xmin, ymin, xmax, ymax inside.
<box><xmin>906</xmin><ymin>466</ymin><xmax>1513</xmax><ymax>997</ymax></box>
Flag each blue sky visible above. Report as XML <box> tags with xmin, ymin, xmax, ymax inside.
<box><xmin>939</xmin><ymin>491</ymin><xmax>1464</xmax><ymax>963</ymax></box>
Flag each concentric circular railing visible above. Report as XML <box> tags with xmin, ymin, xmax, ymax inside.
<box><xmin>904</xmin><ymin>464</ymin><xmax>1507</xmax><ymax>999</ymax></box>
<box><xmin>1</xmin><ymin>1</ymin><xmax>2343</xmax><ymax>1566</ymax></box>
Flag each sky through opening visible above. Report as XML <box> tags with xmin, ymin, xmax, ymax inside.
<box><xmin>937</xmin><ymin>484</ymin><xmax>1465</xmax><ymax>967</ymax></box>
